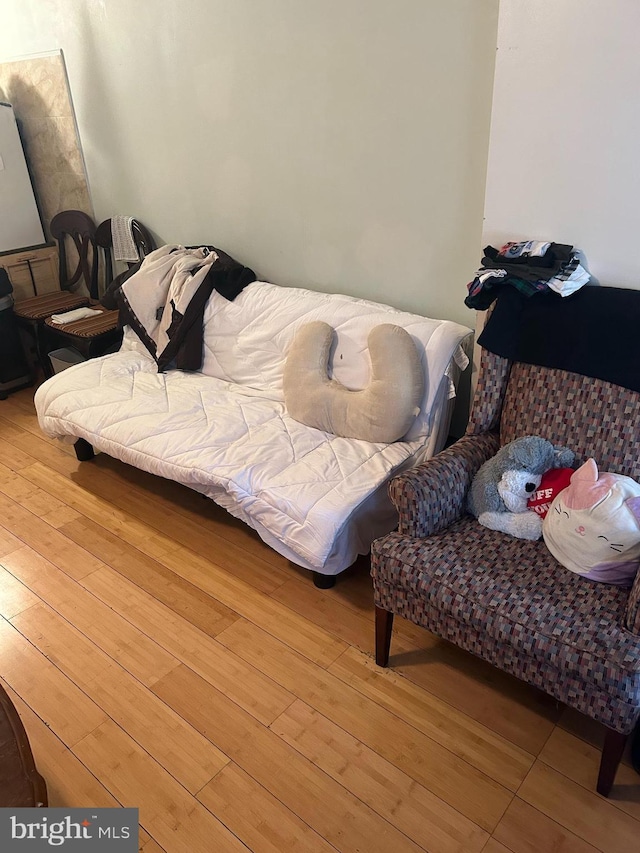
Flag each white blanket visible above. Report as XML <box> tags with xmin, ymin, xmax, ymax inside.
<box><xmin>35</xmin><ymin>282</ymin><xmax>472</xmax><ymax>574</ymax></box>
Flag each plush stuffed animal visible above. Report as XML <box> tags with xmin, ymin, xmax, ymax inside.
<box><xmin>543</xmin><ymin>458</ymin><xmax>640</xmax><ymax>585</ymax></box>
<box><xmin>468</xmin><ymin>435</ymin><xmax>575</xmax><ymax>540</ymax></box>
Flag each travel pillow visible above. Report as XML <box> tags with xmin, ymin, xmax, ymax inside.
<box><xmin>283</xmin><ymin>321</ymin><xmax>424</xmax><ymax>443</ymax></box>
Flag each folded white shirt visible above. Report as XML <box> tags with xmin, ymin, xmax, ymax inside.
<box><xmin>49</xmin><ymin>307</ymin><xmax>104</xmax><ymax>325</ymax></box>
<box><xmin>547</xmin><ymin>264</ymin><xmax>591</xmax><ymax>297</ymax></box>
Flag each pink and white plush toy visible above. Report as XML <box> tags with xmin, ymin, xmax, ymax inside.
<box><xmin>543</xmin><ymin>458</ymin><xmax>640</xmax><ymax>586</ymax></box>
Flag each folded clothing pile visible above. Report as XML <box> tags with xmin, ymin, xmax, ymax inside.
<box><xmin>465</xmin><ymin>240</ymin><xmax>590</xmax><ymax>310</ymax></box>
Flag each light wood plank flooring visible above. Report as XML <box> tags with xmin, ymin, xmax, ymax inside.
<box><xmin>0</xmin><ymin>387</ymin><xmax>638</xmax><ymax>852</ymax></box>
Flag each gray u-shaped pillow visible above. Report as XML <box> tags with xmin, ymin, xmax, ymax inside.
<box><xmin>283</xmin><ymin>321</ymin><xmax>424</xmax><ymax>443</ymax></box>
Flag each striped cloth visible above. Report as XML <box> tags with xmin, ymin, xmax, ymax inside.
<box><xmin>111</xmin><ymin>216</ymin><xmax>139</xmax><ymax>263</ymax></box>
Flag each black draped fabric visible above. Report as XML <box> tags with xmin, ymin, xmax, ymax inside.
<box><xmin>115</xmin><ymin>246</ymin><xmax>255</xmax><ymax>372</ymax></box>
<box><xmin>477</xmin><ymin>285</ymin><xmax>640</xmax><ymax>394</ymax></box>
<box><xmin>164</xmin><ymin>247</ymin><xmax>255</xmax><ymax>372</ymax></box>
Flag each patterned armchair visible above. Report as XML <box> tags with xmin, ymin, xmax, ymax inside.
<box><xmin>371</xmin><ymin>294</ymin><xmax>640</xmax><ymax>797</ymax></box>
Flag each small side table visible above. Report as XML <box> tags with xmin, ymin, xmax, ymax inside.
<box><xmin>0</xmin><ymin>683</ymin><xmax>47</xmax><ymax>807</ymax></box>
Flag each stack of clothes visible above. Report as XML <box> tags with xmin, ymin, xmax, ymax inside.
<box><xmin>465</xmin><ymin>240</ymin><xmax>590</xmax><ymax>310</ymax></box>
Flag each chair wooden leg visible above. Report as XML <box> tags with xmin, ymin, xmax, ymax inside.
<box><xmin>597</xmin><ymin>727</ymin><xmax>628</xmax><ymax>796</ymax></box>
<box><xmin>631</xmin><ymin>720</ymin><xmax>640</xmax><ymax>775</ymax></box>
<box><xmin>375</xmin><ymin>605</ymin><xmax>394</xmax><ymax>667</ymax></box>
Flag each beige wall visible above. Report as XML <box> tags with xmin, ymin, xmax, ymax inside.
<box><xmin>484</xmin><ymin>0</ymin><xmax>640</xmax><ymax>290</ymax></box>
<box><xmin>1</xmin><ymin>1</ymin><xmax>498</xmax><ymax>326</ymax></box>
<box><xmin>0</xmin><ymin>52</ymin><xmax>92</xmax><ymax>239</ymax></box>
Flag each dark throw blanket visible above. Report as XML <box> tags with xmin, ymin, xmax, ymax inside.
<box><xmin>477</xmin><ymin>285</ymin><xmax>640</xmax><ymax>394</ymax></box>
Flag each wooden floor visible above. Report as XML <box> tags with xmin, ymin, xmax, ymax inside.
<box><xmin>0</xmin><ymin>387</ymin><xmax>638</xmax><ymax>853</ymax></box>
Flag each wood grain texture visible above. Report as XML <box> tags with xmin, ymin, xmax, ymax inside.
<box><xmin>492</xmin><ymin>797</ymin><xmax>600</xmax><ymax>853</ymax></box>
<box><xmin>23</xmin><ymin>457</ymin><xmax>290</xmax><ymax>592</ymax></box>
<box><xmin>215</xmin><ymin>618</ymin><xmax>513</xmax><ymax>831</ymax></box>
<box><xmin>518</xmin><ymin>762</ymin><xmax>640</xmax><ymax>853</ymax></box>
<box><xmin>82</xmin><ymin>566</ymin><xmax>294</xmax><ymax>726</ymax></box>
<box><xmin>2</xmin><ymin>546</ymin><xmax>179</xmax><ymax>686</ymax></box>
<box><xmin>60</xmin><ymin>515</ymin><xmax>240</xmax><ymax>639</ymax></box>
<box><xmin>539</xmin><ymin>727</ymin><xmax>640</xmax><ymax>822</ymax></box>
<box><xmin>0</xmin><ymin>491</ymin><xmax>105</xmax><ymax>580</ymax></box>
<box><xmin>11</xmin><ymin>602</ymin><xmax>229</xmax><ymax>794</ymax></box>
<box><xmin>384</xmin><ymin>629</ymin><xmax>561</xmax><ymax>756</ymax></box>
<box><xmin>271</xmin><ymin>699</ymin><xmax>489</xmax><ymax>853</ymax></box>
<box><xmin>152</xmin><ymin>664</ymin><xmax>426</xmax><ymax>853</ymax></box>
<box><xmin>0</xmin><ymin>563</ymin><xmax>39</xmax><ymax>617</ymax></box>
<box><xmin>0</xmin><ymin>387</ymin><xmax>637</xmax><ymax>853</ymax></box>
<box><xmin>0</xmin><ymin>678</ymin><xmax>120</xmax><ymax>810</ymax></box>
<box><xmin>197</xmin><ymin>762</ymin><xmax>335</xmax><ymax>853</ymax></box>
<box><xmin>482</xmin><ymin>841</ymin><xmax>513</xmax><ymax>853</ymax></box>
<box><xmin>329</xmin><ymin>646</ymin><xmax>534</xmax><ymax>789</ymax></box>
<box><xmin>0</xmin><ymin>615</ymin><xmax>108</xmax><ymax>746</ymax></box>
<box><xmin>74</xmin><ymin>721</ymin><xmax>245</xmax><ymax>853</ymax></box>
<box><xmin>18</xmin><ymin>463</ymin><xmax>347</xmax><ymax>668</ymax></box>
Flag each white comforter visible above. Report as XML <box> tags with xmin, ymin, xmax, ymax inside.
<box><xmin>35</xmin><ymin>282</ymin><xmax>471</xmax><ymax>574</ymax></box>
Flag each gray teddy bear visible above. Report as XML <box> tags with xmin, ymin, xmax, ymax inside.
<box><xmin>468</xmin><ymin>435</ymin><xmax>574</xmax><ymax>540</ymax></box>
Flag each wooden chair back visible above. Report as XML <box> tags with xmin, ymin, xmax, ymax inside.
<box><xmin>49</xmin><ymin>210</ymin><xmax>97</xmax><ymax>295</ymax></box>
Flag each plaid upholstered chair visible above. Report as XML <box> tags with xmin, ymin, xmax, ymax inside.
<box><xmin>371</xmin><ymin>286</ymin><xmax>640</xmax><ymax>797</ymax></box>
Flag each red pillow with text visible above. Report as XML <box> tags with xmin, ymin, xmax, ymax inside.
<box><xmin>527</xmin><ymin>467</ymin><xmax>574</xmax><ymax>518</ymax></box>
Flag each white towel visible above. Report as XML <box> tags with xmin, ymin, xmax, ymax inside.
<box><xmin>111</xmin><ymin>216</ymin><xmax>139</xmax><ymax>263</ymax></box>
<box><xmin>49</xmin><ymin>307</ymin><xmax>103</xmax><ymax>325</ymax></box>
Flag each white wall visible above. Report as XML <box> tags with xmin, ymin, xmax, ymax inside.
<box><xmin>1</xmin><ymin>0</ymin><xmax>498</xmax><ymax>325</ymax></box>
<box><xmin>484</xmin><ymin>0</ymin><xmax>640</xmax><ymax>288</ymax></box>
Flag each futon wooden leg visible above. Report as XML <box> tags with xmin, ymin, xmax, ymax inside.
<box><xmin>313</xmin><ymin>572</ymin><xmax>336</xmax><ymax>589</ymax></box>
<box><xmin>375</xmin><ymin>605</ymin><xmax>394</xmax><ymax>667</ymax></box>
<box><xmin>74</xmin><ymin>438</ymin><xmax>95</xmax><ymax>462</ymax></box>
<box><xmin>597</xmin><ymin>727</ymin><xmax>628</xmax><ymax>796</ymax></box>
